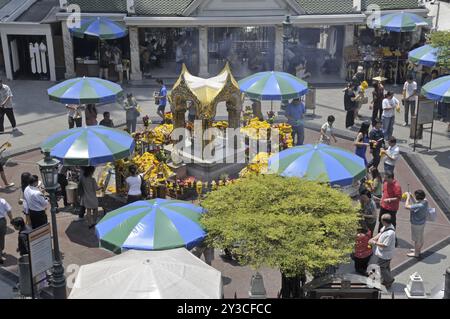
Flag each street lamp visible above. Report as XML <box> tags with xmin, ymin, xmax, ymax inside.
<box><xmin>37</xmin><ymin>150</ymin><xmax>67</xmax><ymax>299</ymax></box>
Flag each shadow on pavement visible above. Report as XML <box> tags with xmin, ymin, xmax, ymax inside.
<box><xmin>434</xmin><ymin>150</ymin><xmax>450</xmax><ymax>169</ymax></box>
<box><xmin>222</xmin><ymin>276</ymin><xmax>232</xmax><ymax>286</ymax></box>
<box><xmin>421</xmin><ymin>252</ymin><xmax>447</xmax><ymax>265</ymax></box>
<box><xmin>65</xmin><ymin>221</ymin><xmax>100</xmax><ymax>249</ymax></box>
<box><xmin>1</xmin><ymin>254</ymin><xmax>18</xmax><ymax>267</ymax></box>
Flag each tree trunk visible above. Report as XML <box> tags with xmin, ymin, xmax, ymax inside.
<box><xmin>280</xmin><ymin>271</ymin><xmax>306</xmax><ymax>298</ymax></box>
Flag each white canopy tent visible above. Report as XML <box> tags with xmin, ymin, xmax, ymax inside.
<box><xmin>69</xmin><ymin>248</ymin><xmax>223</xmax><ymax>299</ymax></box>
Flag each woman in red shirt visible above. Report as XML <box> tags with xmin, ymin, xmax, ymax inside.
<box><xmin>353</xmin><ymin>223</ymin><xmax>373</xmax><ymax>276</ymax></box>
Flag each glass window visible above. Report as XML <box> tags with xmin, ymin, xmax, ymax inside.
<box><xmin>287</xmin><ymin>26</ymin><xmax>345</xmax><ymax>84</ymax></box>
<box><xmin>138</xmin><ymin>28</ymin><xmax>199</xmax><ymax>77</ymax></box>
<box><xmin>208</xmin><ymin>27</ymin><xmax>275</xmax><ymax>78</ymax></box>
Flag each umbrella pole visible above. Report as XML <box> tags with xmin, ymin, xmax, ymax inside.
<box><xmin>271</xmin><ymin>100</ymin><xmax>273</xmax><ymax>112</ymax></box>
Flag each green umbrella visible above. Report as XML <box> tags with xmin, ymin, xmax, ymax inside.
<box><xmin>69</xmin><ymin>17</ymin><xmax>128</xmax><ymax>40</ymax></box>
<box><xmin>95</xmin><ymin>199</ymin><xmax>206</xmax><ymax>253</ymax></box>
<box><xmin>47</xmin><ymin>77</ymin><xmax>123</xmax><ymax>104</ymax></box>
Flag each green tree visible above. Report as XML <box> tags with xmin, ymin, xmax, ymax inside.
<box><xmin>428</xmin><ymin>31</ymin><xmax>450</xmax><ymax>69</ymax></box>
<box><xmin>200</xmin><ymin>175</ymin><xmax>360</xmax><ymax>296</ymax></box>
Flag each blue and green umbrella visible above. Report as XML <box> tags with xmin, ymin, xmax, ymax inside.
<box><xmin>47</xmin><ymin>77</ymin><xmax>123</xmax><ymax>104</ymax></box>
<box><xmin>41</xmin><ymin>126</ymin><xmax>135</xmax><ymax>166</ymax></box>
<box><xmin>69</xmin><ymin>17</ymin><xmax>128</xmax><ymax>40</ymax></box>
<box><xmin>369</xmin><ymin>12</ymin><xmax>430</xmax><ymax>32</ymax></box>
<box><xmin>95</xmin><ymin>199</ymin><xmax>206</xmax><ymax>253</ymax></box>
<box><xmin>408</xmin><ymin>44</ymin><xmax>438</xmax><ymax>67</ymax></box>
<box><xmin>421</xmin><ymin>75</ymin><xmax>450</xmax><ymax>103</ymax></box>
<box><xmin>268</xmin><ymin>144</ymin><xmax>366</xmax><ymax>187</ymax></box>
<box><xmin>238</xmin><ymin>71</ymin><xmax>309</xmax><ymax>100</ymax></box>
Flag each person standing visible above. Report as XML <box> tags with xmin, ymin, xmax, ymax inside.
<box><xmin>175</xmin><ymin>40</ymin><xmax>185</xmax><ymax>75</ymax></box>
<box><xmin>85</xmin><ymin>104</ymin><xmax>98</xmax><ymax>126</ymax></box>
<box><xmin>354</xmin><ymin>121</ymin><xmax>371</xmax><ymax>167</ymax></box>
<box><xmin>368</xmin><ymin>119</ymin><xmax>385</xmax><ymax>169</ymax></box>
<box><xmin>369</xmin><ymin>213</ymin><xmax>396</xmax><ymax>289</ymax></box>
<box><xmin>285</xmin><ymin>98</ymin><xmax>306</xmax><ymax>146</ymax></box>
<box><xmin>353</xmin><ymin>223</ymin><xmax>373</xmax><ymax>276</ymax></box>
<box><xmin>319</xmin><ymin>115</ymin><xmax>338</xmax><ymax>145</ymax></box>
<box><xmin>0</xmin><ymin>197</ymin><xmax>13</xmax><ymax>264</ymax></box>
<box><xmin>11</xmin><ymin>217</ymin><xmax>31</xmax><ymax>257</ymax></box>
<box><xmin>24</xmin><ymin>175</ymin><xmax>49</xmax><ymax>229</ymax></box>
<box><xmin>359</xmin><ymin>189</ymin><xmax>378</xmax><ymax>235</ymax></box>
<box><xmin>155</xmin><ymin>79</ymin><xmax>167</xmax><ymax>123</ymax></box>
<box><xmin>99</xmin><ymin>111</ymin><xmax>114</xmax><ymax>128</ymax></box>
<box><xmin>381</xmin><ymin>91</ymin><xmax>399</xmax><ymax>140</ymax></box>
<box><xmin>66</xmin><ymin>104</ymin><xmax>83</xmax><ymax>129</ymax></box>
<box><xmin>78</xmin><ymin>166</ymin><xmax>100</xmax><ymax>229</ymax></box>
<box><xmin>381</xmin><ymin>136</ymin><xmax>399</xmax><ymax>175</ymax></box>
<box><xmin>112</xmin><ymin>45</ymin><xmax>123</xmax><ymax>84</ymax></box>
<box><xmin>344</xmin><ymin>84</ymin><xmax>357</xmax><ymax>129</ymax></box>
<box><xmin>368</xmin><ymin>167</ymin><xmax>383</xmax><ymax>207</ymax></box>
<box><xmin>352</xmin><ymin>66</ymin><xmax>365</xmax><ymax>87</ymax></box>
<box><xmin>123</xmin><ymin>93</ymin><xmax>139</xmax><ymax>133</ymax></box>
<box><xmin>0</xmin><ymin>161</ymin><xmax>14</xmax><ymax>190</ymax></box>
<box><xmin>378</xmin><ymin>172</ymin><xmax>402</xmax><ymax>233</ymax></box>
<box><xmin>0</xmin><ymin>79</ymin><xmax>17</xmax><ymax>133</ymax></box>
<box><xmin>125</xmin><ymin>165</ymin><xmax>144</xmax><ymax>203</ymax></box>
<box><xmin>404</xmin><ymin>190</ymin><xmax>428</xmax><ymax>258</ymax></box>
<box><xmin>402</xmin><ymin>75</ymin><xmax>418</xmax><ymax>127</ymax></box>
<box><xmin>371</xmin><ymin>81</ymin><xmax>385</xmax><ymax>125</ymax></box>
<box><xmin>99</xmin><ymin>42</ymin><xmax>111</xmax><ymax>80</ymax></box>
<box><xmin>19</xmin><ymin>172</ymin><xmax>32</xmax><ymax>225</ymax></box>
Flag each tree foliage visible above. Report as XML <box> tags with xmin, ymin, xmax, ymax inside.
<box><xmin>428</xmin><ymin>31</ymin><xmax>450</xmax><ymax>69</ymax></box>
<box><xmin>200</xmin><ymin>174</ymin><xmax>360</xmax><ymax>277</ymax></box>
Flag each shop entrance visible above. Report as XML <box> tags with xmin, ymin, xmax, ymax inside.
<box><xmin>7</xmin><ymin>34</ymin><xmax>50</xmax><ymax>80</ymax></box>
<box><xmin>288</xmin><ymin>26</ymin><xmax>345</xmax><ymax>84</ymax></box>
<box><xmin>139</xmin><ymin>28</ymin><xmax>199</xmax><ymax>78</ymax></box>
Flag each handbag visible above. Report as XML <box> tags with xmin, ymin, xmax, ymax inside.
<box><xmin>361</xmin><ymin>96</ymin><xmax>369</xmax><ymax>104</ymax></box>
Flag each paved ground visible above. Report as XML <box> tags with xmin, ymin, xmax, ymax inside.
<box><xmin>0</xmin><ymin>129</ymin><xmax>449</xmax><ymax>298</ymax></box>
<box><xmin>0</xmin><ymin>79</ymin><xmax>449</xmax><ymax>299</ymax></box>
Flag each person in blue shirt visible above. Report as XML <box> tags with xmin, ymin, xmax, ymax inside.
<box><xmin>155</xmin><ymin>79</ymin><xmax>167</xmax><ymax>123</ymax></box>
<box><xmin>405</xmin><ymin>190</ymin><xmax>428</xmax><ymax>258</ymax></box>
<box><xmin>285</xmin><ymin>98</ymin><xmax>306</xmax><ymax>146</ymax></box>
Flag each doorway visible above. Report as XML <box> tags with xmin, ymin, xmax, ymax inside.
<box><xmin>7</xmin><ymin>34</ymin><xmax>50</xmax><ymax>80</ymax></box>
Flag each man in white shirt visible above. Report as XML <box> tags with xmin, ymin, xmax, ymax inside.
<box><xmin>369</xmin><ymin>213</ymin><xmax>396</xmax><ymax>288</ymax></box>
<box><xmin>24</xmin><ymin>175</ymin><xmax>49</xmax><ymax>229</ymax></box>
<box><xmin>382</xmin><ymin>91</ymin><xmax>399</xmax><ymax>140</ymax></box>
<box><xmin>0</xmin><ymin>197</ymin><xmax>13</xmax><ymax>263</ymax></box>
<box><xmin>0</xmin><ymin>78</ymin><xmax>17</xmax><ymax>133</ymax></box>
<box><xmin>382</xmin><ymin>136</ymin><xmax>400</xmax><ymax>175</ymax></box>
<box><xmin>402</xmin><ymin>75</ymin><xmax>417</xmax><ymax>127</ymax></box>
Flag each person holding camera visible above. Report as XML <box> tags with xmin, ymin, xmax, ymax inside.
<box><xmin>404</xmin><ymin>190</ymin><xmax>428</xmax><ymax>258</ymax></box>
<box><xmin>24</xmin><ymin>175</ymin><xmax>49</xmax><ymax>229</ymax></box>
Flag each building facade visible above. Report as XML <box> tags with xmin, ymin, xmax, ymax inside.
<box><xmin>1</xmin><ymin>0</ymin><xmax>429</xmax><ymax>83</ymax></box>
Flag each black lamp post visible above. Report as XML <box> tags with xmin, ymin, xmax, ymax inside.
<box><xmin>282</xmin><ymin>15</ymin><xmax>293</xmax><ymax>73</ymax></box>
<box><xmin>37</xmin><ymin>151</ymin><xmax>67</xmax><ymax>299</ymax></box>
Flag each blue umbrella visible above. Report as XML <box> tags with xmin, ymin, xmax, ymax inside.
<box><xmin>69</xmin><ymin>17</ymin><xmax>128</xmax><ymax>40</ymax></box>
<box><xmin>47</xmin><ymin>77</ymin><xmax>123</xmax><ymax>104</ymax></box>
<box><xmin>95</xmin><ymin>199</ymin><xmax>206</xmax><ymax>253</ymax></box>
<box><xmin>41</xmin><ymin>126</ymin><xmax>135</xmax><ymax>166</ymax></box>
<box><xmin>421</xmin><ymin>75</ymin><xmax>450</xmax><ymax>103</ymax></box>
<box><xmin>369</xmin><ymin>12</ymin><xmax>430</xmax><ymax>32</ymax></box>
<box><xmin>238</xmin><ymin>71</ymin><xmax>309</xmax><ymax>100</ymax></box>
<box><xmin>408</xmin><ymin>44</ymin><xmax>438</xmax><ymax>67</ymax></box>
<box><xmin>268</xmin><ymin>144</ymin><xmax>366</xmax><ymax>187</ymax></box>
